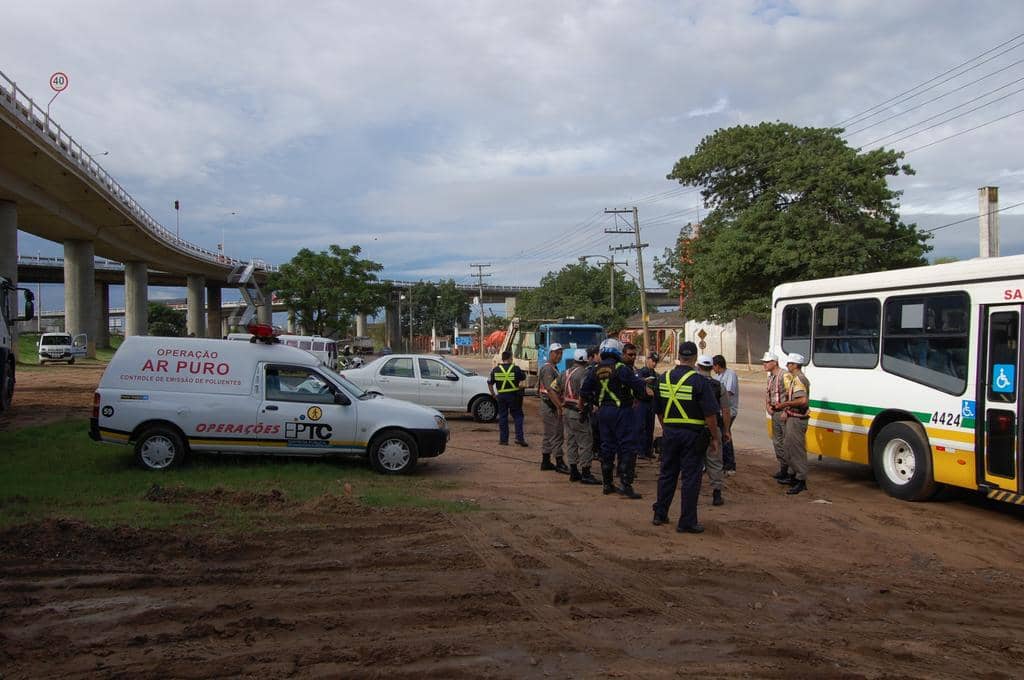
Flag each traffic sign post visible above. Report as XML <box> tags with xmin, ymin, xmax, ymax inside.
<box><xmin>46</xmin><ymin>71</ymin><xmax>69</xmax><ymax>124</ymax></box>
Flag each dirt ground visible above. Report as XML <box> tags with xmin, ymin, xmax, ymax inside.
<box><xmin>3</xmin><ymin>358</ymin><xmax>1024</xmax><ymax>678</ymax></box>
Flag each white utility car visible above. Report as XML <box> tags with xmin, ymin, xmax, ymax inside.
<box><xmin>90</xmin><ymin>332</ymin><xmax>449</xmax><ymax>474</ymax></box>
<box><xmin>341</xmin><ymin>354</ymin><xmax>497</xmax><ymax>422</ymax></box>
<box><xmin>38</xmin><ymin>332</ymin><xmax>87</xmax><ymax>364</ymax></box>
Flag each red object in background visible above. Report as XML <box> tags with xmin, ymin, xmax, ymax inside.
<box><xmin>484</xmin><ymin>330</ymin><xmax>506</xmax><ymax>349</ymax></box>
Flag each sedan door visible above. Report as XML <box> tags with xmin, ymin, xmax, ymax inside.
<box><xmin>418</xmin><ymin>357</ymin><xmax>463</xmax><ymax>410</ymax></box>
<box><xmin>374</xmin><ymin>356</ymin><xmax>421</xmax><ymax>404</ymax></box>
<box><xmin>258</xmin><ymin>364</ymin><xmax>358</xmax><ymax>453</ymax></box>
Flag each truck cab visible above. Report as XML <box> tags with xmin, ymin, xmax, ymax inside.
<box><xmin>495</xmin><ymin>318</ymin><xmax>605</xmax><ymax>386</ymax></box>
<box><xmin>1</xmin><ymin>277</ymin><xmax>35</xmax><ymax>411</ymax></box>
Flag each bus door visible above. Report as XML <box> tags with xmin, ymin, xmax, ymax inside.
<box><xmin>978</xmin><ymin>306</ymin><xmax>1022</xmax><ymax>493</ymax></box>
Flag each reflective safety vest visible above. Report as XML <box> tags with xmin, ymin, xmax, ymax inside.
<box><xmin>660</xmin><ymin>370</ymin><xmax>706</xmax><ymax>425</ymax></box>
<box><xmin>494</xmin><ymin>363</ymin><xmax>519</xmax><ymax>393</ymax></box>
<box><xmin>563</xmin><ymin>366</ymin><xmax>581</xmax><ymax>407</ymax></box>
<box><xmin>597</xmin><ymin>362</ymin><xmax>624</xmax><ymax>407</ymax></box>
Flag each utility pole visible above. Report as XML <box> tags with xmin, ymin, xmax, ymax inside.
<box><xmin>606</xmin><ymin>207</ymin><xmax>651</xmax><ymax>355</ymax></box>
<box><xmin>470</xmin><ymin>263</ymin><xmax>491</xmax><ymax>356</ymax></box>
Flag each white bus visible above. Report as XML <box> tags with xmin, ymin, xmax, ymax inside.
<box><xmin>770</xmin><ymin>254</ymin><xmax>1024</xmax><ymax>506</ymax></box>
<box><xmin>228</xmin><ymin>333</ymin><xmax>338</xmax><ymax>370</ymax></box>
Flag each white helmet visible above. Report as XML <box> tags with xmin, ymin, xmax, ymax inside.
<box><xmin>599</xmin><ymin>338</ymin><xmax>623</xmax><ymax>358</ymax></box>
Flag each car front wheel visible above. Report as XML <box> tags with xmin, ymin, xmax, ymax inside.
<box><xmin>471</xmin><ymin>395</ymin><xmax>498</xmax><ymax>422</ymax></box>
<box><xmin>369</xmin><ymin>430</ymin><xmax>418</xmax><ymax>475</ymax></box>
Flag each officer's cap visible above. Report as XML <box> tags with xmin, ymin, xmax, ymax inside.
<box><xmin>760</xmin><ymin>351</ymin><xmax>777</xmax><ymax>363</ymax></box>
<box><xmin>786</xmin><ymin>352</ymin><xmax>806</xmax><ymax>366</ymax></box>
<box><xmin>679</xmin><ymin>341</ymin><xmax>698</xmax><ymax>357</ymax></box>
<box><xmin>573</xmin><ymin>349</ymin><xmax>587</xmax><ymax>363</ymax></box>
<box><xmin>696</xmin><ymin>354</ymin><xmax>714</xmax><ymax>368</ymax></box>
<box><xmin>549</xmin><ymin>343</ymin><xmax>563</xmax><ymax>352</ymax></box>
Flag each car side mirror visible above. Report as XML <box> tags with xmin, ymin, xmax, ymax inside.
<box><xmin>334</xmin><ymin>392</ymin><xmax>351</xmax><ymax>406</ymax></box>
<box><xmin>445</xmin><ymin>373</ymin><xmax>459</xmax><ymax>381</ymax></box>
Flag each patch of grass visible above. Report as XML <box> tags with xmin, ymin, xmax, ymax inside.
<box><xmin>0</xmin><ymin>419</ymin><xmax>473</xmax><ymax>530</ymax></box>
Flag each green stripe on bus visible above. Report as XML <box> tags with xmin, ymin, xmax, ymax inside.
<box><xmin>810</xmin><ymin>399</ymin><xmax>975</xmax><ymax>430</ymax></box>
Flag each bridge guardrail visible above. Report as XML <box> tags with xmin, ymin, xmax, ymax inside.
<box><xmin>0</xmin><ymin>69</ymin><xmax>276</xmax><ymax>273</ymax></box>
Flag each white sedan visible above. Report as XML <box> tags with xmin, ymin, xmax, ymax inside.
<box><xmin>340</xmin><ymin>354</ymin><xmax>498</xmax><ymax>422</ymax></box>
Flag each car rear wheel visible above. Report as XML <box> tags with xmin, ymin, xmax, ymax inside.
<box><xmin>472</xmin><ymin>395</ymin><xmax>498</xmax><ymax>423</ymax></box>
<box><xmin>135</xmin><ymin>425</ymin><xmax>188</xmax><ymax>471</ymax></box>
<box><xmin>369</xmin><ymin>430</ymin><xmax>418</xmax><ymax>475</ymax></box>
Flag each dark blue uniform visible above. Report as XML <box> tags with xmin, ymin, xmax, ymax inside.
<box><xmin>581</xmin><ymin>356</ymin><xmax>649</xmax><ymax>491</ymax></box>
<box><xmin>488</xmin><ymin>362</ymin><xmax>527</xmax><ymax>444</ymax></box>
<box><xmin>652</xmin><ymin>365</ymin><xmax>719</xmax><ymax>529</ymax></box>
<box><xmin>635</xmin><ymin>366</ymin><xmax>658</xmax><ymax>459</ymax></box>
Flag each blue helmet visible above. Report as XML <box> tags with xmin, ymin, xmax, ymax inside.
<box><xmin>599</xmin><ymin>338</ymin><xmax>623</xmax><ymax>358</ymax></box>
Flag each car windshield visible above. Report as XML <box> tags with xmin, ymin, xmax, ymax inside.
<box><xmin>41</xmin><ymin>335</ymin><xmax>71</xmax><ymax>346</ymax></box>
<box><xmin>440</xmin><ymin>357</ymin><xmax>475</xmax><ymax>376</ymax></box>
<box><xmin>548</xmin><ymin>328</ymin><xmax>604</xmax><ymax>349</ymax></box>
<box><xmin>322</xmin><ymin>367</ymin><xmax>372</xmax><ymax>399</ymax></box>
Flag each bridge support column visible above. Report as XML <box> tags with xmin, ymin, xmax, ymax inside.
<box><xmin>94</xmin><ymin>282</ymin><xmax>110</xmax><ymax>349</ymax></box>
<box><xmin>504</xmin><ymin>296</ymin><xmax>516</xmax><ymax>318</ymax></box>
<box><xmin>356</xmin><ymin>312</ymin><xmax>367</xmax><ymax>336</ymax></box>
<box><xmin>186</xmin><ymin>274</ymin><xmax>206</xmax><ymax>338</ymax></box>
<box><xmin>206</xmin><ymin>286</ymin><xmax>222</xmax><ymax>339</ymax></box>
<box><xmin>64</xmin><ymin>239</ymin><xmax>96</xmax><ymax>358</ymax></box>
<box><xmin>0</xmin><ymin>201</ymin><xmax>17</xmax><ymax>349</ymax></box>
<box><xmin>124</xmin><ymin>261</ymin><xmax>148</xmax><ymax>337</ymax></box>
<box><xmin>287</xmin><ymin>308</ymin><xmax>297</xmax><ymax>334</ymax></box>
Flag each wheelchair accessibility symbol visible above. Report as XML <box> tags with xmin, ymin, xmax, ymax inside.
<box><xmin>992</xmin><ymin>364</ymin><xmax>1015</xmax><ymax>394</ymax></box>
<box><xmin>961</xmin><ymin>400</ymin><xmax>975</xmax><ymax>418</ymax></box>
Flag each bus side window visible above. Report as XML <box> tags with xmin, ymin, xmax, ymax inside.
<box><xmin>782</xmin><ymin>303</ymin><xmax>811</xmax><ymax>359</ymax></box>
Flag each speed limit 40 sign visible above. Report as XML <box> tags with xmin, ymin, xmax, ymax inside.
<box><xmin>49</xmin><ymin>72</ymin><xmax>69</xmax><ymax>92</ymax></box>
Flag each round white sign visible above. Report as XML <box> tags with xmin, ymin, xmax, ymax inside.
<box><xmin>49</xmin><ymin>72</ymin><xmax>69</xmax><ymax>92</ymax></box>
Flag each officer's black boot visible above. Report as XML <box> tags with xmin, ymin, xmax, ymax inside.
<box><xmin>619</xmin><ymin>482</ymin><xmax>642</xmax><ymax>499</ymax></box>
<box><xmin>786</xmin><ymin>478</ymin><xmax>807</xmax><ymax>495</ymax></box>
<box><xmin>554</xmin><ymin>456</ymin><xmax>570</xmax><ymax>474</ymax></box>
<box><xmin>776</xmin><ymin>473</ymin><xmax>797</xmax><ymax>485</ymax></box>
<box><xmin>712</xmin><ymin>489</ymin><xmax>724</xmax><ymax>506</ymax></box>
<box><xmin>601</xmin><ymin>463</ymin><xmax>618</xmax><ymax>495</ymax></box>
<box><xmin>579</xmin><ymin>466</ymin><xmax>601</xmax><ymax>485</ymax></box>
<box><xmin>540</xmin><ymin>454</ymin><xmax>556</xmax><ymax>471</ymax></box>
<box><xmin>569</xmin><ymin>464</ymin><xmax>581</xmax><ymax>482</ymax></box>
<box><xmin>617</xmin><ymin>455</ymin><xmax>641</xmax><ymax>499</ymax></box>
<box><xmin>771</xmin><ymin>464</ymin><xmax>790</xmax><ymax>480</ymax></box>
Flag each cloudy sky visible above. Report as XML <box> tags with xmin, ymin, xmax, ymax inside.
<box><xmin>7</xmin><ymin>0</ymin><xmax>1024</xmax><ymax>301</ymax></box>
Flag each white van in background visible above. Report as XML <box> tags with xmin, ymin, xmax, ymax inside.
<box><xmin>38</xmin><ymin>332</ymin><xmax>88</xmax><ymax>364</ymax></box>
<box><xmin>91</xmin><ymin>330</ymin><xmax>448</xmax><ymax>474</ymax></box>
<box><xmin>228</xmin><ymin>332</ymin><xmax>338</xmax><ymax>370</ymax></box>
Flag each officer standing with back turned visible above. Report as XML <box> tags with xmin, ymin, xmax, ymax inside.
<box><xmin>488</xmin><ymin>350</ymin><xmax>528</xmax><ymax>447</ymax></box>
<box><xmin>651</xmin><ymin>341</ymin><xmax>722</xmax><ymax>533</ymax></box>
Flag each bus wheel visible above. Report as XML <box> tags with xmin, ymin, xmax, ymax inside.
<box><xmin>871</xmin><ymin>422</ymin><xmax>937</xmax><ymax>501</ymax></box>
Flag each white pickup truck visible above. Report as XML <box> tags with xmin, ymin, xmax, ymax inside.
<box><xmin>37</xmin><ymin>332</ymin><xmax>87</xmax><ymax>364</ymax></box>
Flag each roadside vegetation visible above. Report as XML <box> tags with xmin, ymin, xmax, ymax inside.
<box><xmin>0</xmin><ymin>420</ymin><xmax>476</xmax><ymax>531</ymax></box>
<box><xmin>16</xmin><ymin>332</ymin><xmax>123</xmax><ymax>367</ymax></box>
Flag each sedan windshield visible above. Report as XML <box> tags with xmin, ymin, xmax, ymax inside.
<box><xmin>440</xmin><ymin>357</ymin><xmax>475</xmax><ymax>376</ymax></box>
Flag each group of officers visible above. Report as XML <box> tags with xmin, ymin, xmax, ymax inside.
<box><xmin>490</xmin><ymin>336</ymin><xmax>814</xmax><ymax>533</ymax></box>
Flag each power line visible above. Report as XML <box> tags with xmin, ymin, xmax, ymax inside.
<box><xmin>858</xmin><ymin>81</ymin><xmax>1024</xmax><ymax>149</ymax></box>
<box><xmin>844</xmin><ymin>57</ymin><xmax>1024</xmax><ymax>137</ymax></box>
<box><xmin>904</xmin><ymin>105</ymin><xmax>1024</xmax><ymax>154</ymax></box>
<box><xmin>834</xmin><ymin>32</ymin><xmax>1024</xmax><ymax>128</ymax></box>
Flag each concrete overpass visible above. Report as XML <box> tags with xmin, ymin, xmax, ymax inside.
<box><xmin>0</xmin><ymin>69</ymin><xmax>275</xmax><ymax>355</ymax></box>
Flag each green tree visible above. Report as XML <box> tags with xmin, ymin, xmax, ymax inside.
<box><xmin>514</xmin><ymin>262</ymin><xmax>639</xmax><ymax>331</ymax></box>
<box><xmin>267</xmin><ymin>245</ymin><xmax>388</xmax><ymax>337</ymax></box>
<box><xmin>148</xmin><ymin>302</ymin><xmax>186</xmax><ymax>337</ymax></box>
<box><xmin>657</xmin><ymin>122</ymin><xmax>931</xmax><ymax>321</ymax></box>
<box><xmin>932</xmin><ymin>256</ymin><xmax>959</xmax><ymax>265</ymax></box>
<box><xmin>401</xmin><ymin>279</ymin><xmax>470</xmax><ymax>336</ymax></box>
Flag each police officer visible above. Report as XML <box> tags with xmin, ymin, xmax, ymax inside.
<box><xmin>538</xmin><ymin>343</ymin><xmax>569</xmax><ymax>473</ymax></box>
<box><xmin>635</xmin><ymin>351</ymin><xmax>660</xmax><ymax>460</ymax></box>
<box><xmin>652</xmin><ymin>342</ymin><xmax>722</xmax><ymax>533</ymax></box>
<box><xmin>488</xmin><ymin>350</ymin><xmax>528</xmax><ymax>447</ymax></box>
<box><xmin>561</xmin><ymin>349</ymin><xmax>600</xmax><ymax>484</ymax></box>
<box><xmin>778</xmin><ymin>352</ymin><xmax>810</xmax><ymax>495</ymax></box>
<box><xmin>584</xmin><ymin>345</ymin><xmax>602</xmax><ymax>462</ymax></box>
<box><xmin>696</xmin><ymin>354</ymin><xmax>731</xmax><ymax>506</ymax></box>
<box><xmin>581</xmin><ymin>338</ymin><xmax>652</xmax><ymax>499</ymax></box>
